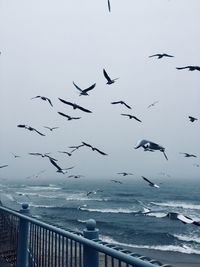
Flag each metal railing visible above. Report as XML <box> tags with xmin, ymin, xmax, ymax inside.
<box><xmin>0</xmin><ymin>204</ymin><xmax>172</xmax><ymax>267</ymax></box>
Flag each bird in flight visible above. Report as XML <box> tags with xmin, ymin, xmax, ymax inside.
<box><xmin>31</xmin><ymin>96</ymin><xmax>53</xmax><ymax>107</ymax></box>
<box><xmin>58</xmin><ymin>151</ymin><xmax>72</xmax><ymax>156</ymax></box>
<box><xmin>176</xmin><ymin>66</ymin><xmax>200</xmax><ymax>71</ymax></box>
<box><xmin>68</xmin><ymin>144</ymin><xmax>85</xmax><ymax>153</ymax></box>
<box><xmin>82</xmin><ymin>142</ymin><xmax>108</xmax><ymax>155</ymax></box>
<box><xmin>134</xmin><ymin>139</ymin><xmax>168</xmax><ymax>160</ymax></box>
<box><xmin>147</xmin><ymin>101</ymin><xmax>159</xmax><ymax>108</ymax></box>
<box><xmin>17</xmin><ymin>124</ymin><xmax>45</xmax><ymax>136</ymax></box>
<box><xmin>179</xmin><ymin>152</ymin><xmax>197</xmax><ymax>158</ymax></box>
<box><xmin>73</xmin><ymin>81</ymin><xmax>96</xmax><ymax>96</ymax></box>
<box><xmin>0</xmin><ymin>165</ymin><xmax>8</xmax><ymax>169</ymax></box>
<box><xmin>58</xmin><ymin>98</ymin><xmax>92</xmax><ymax>113</ymax></box>
<box><xmin>117</xmin><ymin>172</ymin><xmax>134</xmax><ymax>176</ymax></box>
<box><xmin>58</xmin><ymin>112</ymin><xmax>81</xmax><ymax>120</ymax></box>
<box><xmin>111</xmin><ymin>179</ymin><xmax>123</xmax><ymax>184</ymax></box>
<box><xmin>121</xmin><ymin>114</ymin><xmax>142</xmax><ymax>122</ymax></box>
<box><xmin>142</xmin><ymin>176</ymin><xmax>160</xmax><ymax>188</ymax></box>
<box><xmin>11</xmin><ymin>153</ymin><xmax>20</xmax><ymax>158</ymax></box>
<box><xmin>68</xmin><ymin>175</ymin><xmax>83</xmax><ymax>179</ymax></box>
<box><xmin>188</xmin><ymin>116</ymin><xmax>198</xmax><ymax>122</ymax></box>
<box><xmin>29</xmin><ymin>152</ymin><xmax>58</xmax><ymax>161</ymax></box>
<box><xmin>149</xmin><ymin>53</ymin><xmax>174</xmax><ymax>59</ymax></box>
<box><xmin>111</xmin><ymin>101</ymin><xmax>132</xmax><ymax>109</ymax></box>
<box><xmin>49</xmin><ymin>158</ymin><xmax>74</xmax><ymax>174</ymax></box>
<box><xmin>103</xmin><ymin>69</ymin><xmax>119</xmax><ymax>85</ymax></box>
<box><xmin>43</xmin><ymin>126</ymin><xmax>59</xmax><ymax>131</ymax></box>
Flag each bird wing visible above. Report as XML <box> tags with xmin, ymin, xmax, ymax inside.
<box><xmin>82</xmin><ymin>142</ymin><xmax>92</xmax><ymax>148</ymax></box>
<box><xmin>47</xmin><ymin>98</ymin><xmax>53</xmax><ymax>107</ymax></box>
<box><xmin>162</xmin><ymin>151</ymin><xmax>168</xmax><ymax>160</ymax></box>
<box><xmin>84</xmin><ymin>83</ymin><xmax>96</xmax><ymax>93</ymax></box>
<box><xmin>0</xmin><ymin>165</ymin><xmax>8</xmax><ymax>168</ymax></box>
<box><xmin>149</xmin><ymin>54</ymin><xmax>160</xmax><ymax>58</ymax></box>
<box><xmin>58</xmin><ymin>112</ymin><xmax>70</xmax><ymax>119</ymax></box>
<box><xmin>123</xmin><ymin>102</ymin><xmax>132</xmax><ymax>109</ymax></box>
<box><xmin>111</xmin><ymin>101</ymin><xmax>121</xmax><ymax>104</ymax></box>
<box><xmin>121</xmin><ymin>113</ymin><xmax>130</xmax><ymax>117</ymax></box>
<box><xmin>176</xmin><ymin>67</ymin><xmax>189</xmax><ymax>70</ymax></box>
<box><xmin>133</xmin><ymin>116</ymin><xmax>142</xmax><ymax>122</ymax></box>
<box><xmin>103</xmin><ymin>69</ymin><xmax>111</xmax><ymax>82</ymax></box>
<box><xmin>93</xmin><ymin>147</ymin><xmax>108</xmax><ymax>155</ymax></box>
<box><xmin>31</xmin><ymin>96</ymin><xmax>40</xmax><ymax>99</ymax></box>
<box><xmin>163</xmin><ymin>54</ymin><xmax>174</xmax><ymax>57</ymax></box>
<box><xmin>32</xmin><ymin>128</ymin><xmax>45</xmax><ymax>136</ymax></box>
<box><xmin>142</xmin><ymin>176</ymin><xmax>154</xmax><ymax>186</ymax></box>
<box><xmin>107</xmin><ymin>0</ymin><xmax>111</xmax><ymax>12</ymax></box>
<box><xmin>73</xmin><ymin>82</ymin><xmax>83</xmax><ymax>92</ymax></box>
<box><xmin>49</xmin><ymin>158</ymin><xmax>62</xmax><ymax>170</ymax></box>
<box><xmin>58</xmin><ymin>98</ymin><xmax>74</xmax><ymax>107</ymax></box>
<box><xmin>75</xmin><ymin>104</ymin><xmax>92</xmax><ymax>113</ymax></box>
<box><xmin>17</xmin><ymin>124</ymin><xmax>26</xmax><ymax>128</ymax></box>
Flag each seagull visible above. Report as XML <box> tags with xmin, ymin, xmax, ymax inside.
<box><xmin>121</xmin><ymin>114</ymin><xmax>142</xmax><ymax>122</ymax></box>
<box><xmin>11</xmin><ymin>153</ymin><xmax>20</xmax><ymax>158</ymax></box>
<box><xmin>31</xmin><ymin>96</ymin><xmax>53</xmax><ymax>107</ymax></box>
<box><xmin>103</xmin><ymin>69</ymin><xmax>119</xmax><ymax>85</ymax></box>
<box><xmin>0</xmin><ymin>165</ymin><xmax>8</xmax><ymax>169</ymax></box>
<box><xmin>180</xmin><ymin>152</ymin><xmax>197</xmax><ymax>158</ymax></box>
<box><xmin>82</xmin><ymin>142</ymin><xmax>108</xmax><ymax>155</ymax></box>
<box><xmin>73</xmin><ymin>81</ymin><xmax>96</xmax><ymax>96</ymax></box>
<box><xmin>58</xmin><ymin>98</ymin><xmax>92</xmax><ymax>113</ymax></box>
<box><xmin>111</xmin><ymin>101</ymin><xmax>132</xmax><ymax>109</ymax></box>
<box><xmin>134</xmin><ymin>139</ymin><xmax>168</xmax><ymax>160</ymax></box>
<box><xmin>188</xmin><ymin>116</ymin><xmax>198</xmax><ymax>122</ymax></box>
<box><xmin>111</xmin><ymin>179</ymin><xmax>123</xmax><ymax>184</ymax></box>
<box><xmin>58</xmin><ymin>151</ymin><xmax>72</xmax><ymax>156</ymax></box>
<box><xmin>17</xmin><ymin>124</ymin><xmax>45</xmax><ymax>136</ymax></box>
<box><xmin>87</xmin><ymin>189</ymin><xmax>103</xmax><ymax>196</ymax></box>
<box><xmin>107</xmin><ymin>0</ymin><xmax>111</xmax><ymax>12</ymax></box>
<box><xmin>142</xmin><ymin>176</ymin><xmax>160</xmax><ymax>188</ymax></box>
<box><xmin>68</xmin><ymin>144</ymin><xmax>85</xmax><ymax>153</ymax></box>
<box><xmin>147</xmin><ymin>101</ymin><xmax>159</xmax><ymax>108</ymax></box>
<box><xmin>28</xmin><ymin>152</ymin><xmax>58</xmax><ymax>161</ymax></box>
<box><xmin>58</xmin><ymin>112</ymin><xmax>81</xmax><ymax>120</ymax></box>
<box><xmin>117</xmin><ymin>172</ymin><xmax>134</xmax><ymax>176</ymax></box>
<box><xmin>149</xmin><ymin>53</ymin><xmax>174</xmax><ymax>59</ymax></box>
<box><xmin>68</xmin><ymin>175</ymin><xmax>83</xmax><ymax>179</ymax></box>
<box><xmin>176</xmin><ymin>66</ymin><xmax>200</xmax><ymax>71</ymax></box>
<box><xmin>43</xmin><ymin>126</ymin><xmax>59</xmax><ymax>131</ymax></box>
<box><xmin>49</xmin><ymin>158</ymin><xmax>74</xmax><ymax>174</ymax></box>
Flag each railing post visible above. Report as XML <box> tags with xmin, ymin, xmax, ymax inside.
<box><xmin>83</xmin><ymin>219</ymin><xmax>99</xmax><ymax>267</ymax></box>
<box><xmin>16</xmin><ymin>203</ymin><xmax>30</xmax><ymax>267</ymax></box>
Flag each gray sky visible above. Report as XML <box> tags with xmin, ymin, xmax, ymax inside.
<box><xmin>0</xmin><ymin>0</ymin><xmax>200</xmax><ymax>181</ymax></box>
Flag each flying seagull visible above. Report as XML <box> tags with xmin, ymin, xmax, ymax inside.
<box><xmin>117</xmin><ymin>172</ymin><xmax>134</xmax><ymax>176</ymax></box>
<box><xmin>121</xmin><ymin>114</ymin><xmax>142</xmax><ymax>122</ymax></box>
<box><xmin>188</xmin><ymin>116</ymin><xmax>198</xmax><ymax>122</ymax></box>
<box><xmin>58</xmin><ymin>98</ymin><xmax>92</xmax><ymax>113</ymax></box>
<box><xmin>149</xmin><ymin>53</ymin><xmax>174</xmax><ymax>59</ymax></box>
<box><xmin>176</xmin><ymin>66</ymin><xmax>200</xmax><ymax>71</ymax></box>
<box><xmin>49</xmin><ymin>158</ymin><xmax>74</xmax><ymax>174</ymax></box>
<box><xmin>31</xmin><ymin>96</ymin><xmax>53</xmax><ymax>107</ymax></box>
<box><xmin>73</xmin><ymin>81</ymin><xmax>96</xmax><ymax>96</ymax></box>
<box><xmin>111</xmin><ymin>101</ymin><xmax>132</xmax><ymax>109</ymax></box>
<box><xmin>142</xmin><ymin>176</ymin><xmax>160</xmax><ymax>188</ymax></box>
<box><xmin>107</xmin><ymin>0</ymin><xmax>111</xmax><ymax>12</ymax></box>
<box><xmin>17</xmin><ymin>124</ymin><xmax>45</xmax><ymax>136</ymax></box>
<box><xmin>82</xmin><ymin>142</ymin><xmax>108</xmax><ymax>155</ymax></box>
<box><xmin>28</xmin><ymin>152</ymin><xmax>58</xmax><ymax>161</ymax></box>
<box><xmin>147</xmin><ymin>101</ymin><xmax>159</xmax><ymax>108</ymax></box>
<box><xmin>103</xmin><ymin>69</ymin><xmax>119</xmax><ymax>85</ymax></box>
<box><xmin>68</xmin><ymin>144</ymin><xmax>85</xmax><ymax>153</ymax></box>
<box><xmin>134</xmin><ymin>139</ymin><xmax>168</xmax><ymax>160</ymax></box>
<box><xmin>58</xmin><ymin>151</ymin><xmax>72</xmax><ymax>156</ymax></box>
<box><xmin>11</xmin><ymin>153</ymin><xmax>20</xmax><ymax>158</ymax></box>
<box><xmin>110</xmin><ymin>179</ymin><xmax>123</xmax><ymax>184</ymax></box>
<box><xmin>68</xmin><ymin>175</ymin><xmax>83</xmax><ymax>179</ymax></box>
<box><xmin>0</xmin><ymin>165</ymin><xmax>8</xmax><ymax>169</ymax></box>
<box><xmin>58</xmin><ymin>112</ymin><xmax>81</xmax><ymax>120</ymax></box>
<box><xmin>179</xmin><ymin>152</ymin><xmax>197</xmax><ymax>158</ymax></box>
<box><xmin>43</xmin><ymin>126</ymin><xmax>59</xmax><ymax>131</ymax></box>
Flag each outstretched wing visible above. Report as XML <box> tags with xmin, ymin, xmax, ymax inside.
<box><xmin>162</xmin><ymin>151</ymin><xmax>168</xmax><ymax>161</ymax></box>
<box><xmin>121</xmin><ymin>113</ymin><xmax>130</xmax><ymax>117</ymax></box>
<box><xmin>76</xmin><ymin>104</ymin><xmax>92</xmax><ymax>113</ymax></box>
<box><xmin>123</xmin><ymin>102</ymin><xmax>132</xmax><ymax>109</ymax></box>
<box><xmin>142</xmin><ymin>176</ymin><xmax>154</xmax><ymax>186</ymax></box>
<box><xmin>0</xmin><ymin>165</ymin><xmax>8</xmax><ymax>168</ymax></box>
<box><xmin>103</xmin><ymin>69</ymin><xmax>111</xmax><ymax>82</ymax></box>
<box><xmin>133</xmin><ymin>116</ymin><xmax>142</xmax><ymax>122</ymax></box>
<box><xmin>73</xmin><ymin>82</ymin><xmax>82</xmax><ymax>92</ymax></box>
<box><xmin>93</xmin><ymin>147</ymin><xmax>108</xmax><ymax>155</ymax></box>
<box><xmin>149</xmin><ymin>54</ymin><xmax>160</xmax><ymax>58</ymax></box>
<box><xmin>49</xmin><ymin>158</ymin><xmax>62</xmax><ymax>171</ymax></box>
<box><xmin>176</xmin><ymin>66</ymin><xmax>189</xmax><ymax>70</ymax></box>
<box><xmin>47</xmin><ymin>98</ymin><xmax>53</xmax><ymax>107</ymax></box>
<box><xmin>32</xmin><ymin>128</ymin><xmax>45</xmax><ymax>136</ymax></box>
<box><xmin>107</xmin><ymin>0</ymin><xmax>111</xmax><ymax>12</ymax></box>
<box><xmin>58</xmin><ymin>98</ymin><xmax>74</xmax><ymax>107</ymax></box>
<box><xmin>58</xmin><ymin>112</ymin><xmax>70</xmax><ymax>119</ymax></box>
<box><xmin>84</xmin><ymin>83</ymin><xmax>96</xmax><ymax>93</ymax></box>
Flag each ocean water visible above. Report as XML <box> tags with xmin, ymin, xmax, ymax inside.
<box><xmin>1</xmin><ymin>178</ymin><xmax>200</xmax><ymax>259</ymax></box>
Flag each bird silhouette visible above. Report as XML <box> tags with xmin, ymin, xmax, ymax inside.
<box><xmin>142</xmin><ymin>176</ymin><xmax>160</xmax><ymax>188</ymax></box>
<box><xmin>58</xmin><ymin>151</ymin><xmax>72</xmax><ymax>156</ymax></box>
<box><xmin>107</xmin><ymin>0</ymin><xmax>111</xmax><ymax>12</ymax></box>
<box><xmin>111</xmin><ymin>179</ymin><xmax>123</xmax><ymax>184</ymax></box>
<box><xmin>43</xmin><ymin>126</ymin><xmax>59</xmax><ymax>131</ymax></box>
<box><xmin>117</xmin><ymin>172</ymin><xmax>133</xmax><ymax>176</ymax></box>
<box><xmin>58</xmin><ymin>112</ymin><xmax>81</xmax><ymax>120</ymax></box>
<box><xmin>176</xmin><ymin>66</ymin><xmax>200</xmax><ymax>71</ymax></box>
<box><xmin>68</xmin><ymin>175</ymin><xmax>83</xmax><ymax>179</ymax></box>
<box><xmin>179</xmin><ymin>152</ymin><xmax>197</xmax><ymax>158</ymax></box>
<box><xmin>111</xmin><ymin>101</ymin><xmax>131</xmax><ymax>109</ymax></box>
<box><xmin>149</xmin><ymin>53</ymin><xmax>174</xmax><ymax>59</ymax></box>
<box><xmin>17</xmin><ymin>125</ymin><xmax>45</xmax><ymax>136</ymax></box>
<box><xmin>121</xmin><ymin>114</ymin><xmax>142</xmax><ymax>122</ymax></box>
<box><xmin>58</xmin><ymin>98</ymin><xmax>92</xmax><ymax>113</ymax></box>
<box><xmin>28</xmin><ymin>152</ymin><xmax>58</xmax><ymax>161</ymax></box>
<box><xmin>31</xmin><ymin>96</ymin><xmax>53</xmax><ymax>107</ymax></box>
<box><xmin>147</xmin><ymin>101</ymin><xmax>159</xmax><ymax>108</ymax></box>
<box><xmin>103</xmin><ymin>69</ymin><xmax>119</xmax><ymax>85</ymax></box>
<box><xmin>0</xmin><ymin>165</ymin><xmax>8</xmax><ymax>169</ymax></box>
<box><xmin>82</xmin><ymin>142</ymin><xmax>108</xmax><ymax>155</ymax></box>
<box><xmin>73</xmin><ymin>81</ymin><xmax>96</xmax><ymax>96</ymax></box>
<box><xmin>188</xmin><ymin>116</ymin><xmax>198</xmax><ymax>122</ymax></box>
<box><xmin>49</xmin><ymin>158</ymin><xmax>74</xmax><ymax>174</ymax></box>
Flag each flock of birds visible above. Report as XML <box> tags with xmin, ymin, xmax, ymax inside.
<box><xmin>1</xmin><ymin>2</ymin><xmax>200</xmax><ymax>231</ymax></box>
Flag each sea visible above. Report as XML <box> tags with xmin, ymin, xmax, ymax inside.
<box><xmin>0</xmin><ymin>177</ymin><xmax>200</xmax><ymax>264</ymax></box>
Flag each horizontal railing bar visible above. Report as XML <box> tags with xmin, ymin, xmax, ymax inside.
<box><xmin>0</xmin><ymin>206</ymin><xmax>170</xmax><ymax>267</ymax></box>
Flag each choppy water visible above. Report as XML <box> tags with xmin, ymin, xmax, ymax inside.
<box><xmin>1</xmin><ymin>178</ymin><xmax>200</xmax><ymax>257</ymax></box>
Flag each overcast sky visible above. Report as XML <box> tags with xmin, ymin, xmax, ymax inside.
<box><xmin>0</xmin><ymin>0</ymin><xmax>200</xmax><ymax>182</ymax></box>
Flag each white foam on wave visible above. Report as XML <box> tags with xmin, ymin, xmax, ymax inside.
<box><xmin>101</xmin><ymin>236</ymin><xmax>200</xmax><ymax>255</ymax></box>
<box><xmin>151</xmin><ymin>201</ymin><xmax>200</xmax><ymax>210</ymax></box>
<box><xmin>173</xmin><ymin>234</ymin><xmax>200</xmax><ymax>244</ymax></box>
<box><xmin>29</xmin><ymin>203</ymin><xmax>56</xmax><ymax>208</ymax></box>
<box><xmin>80</xmin><ymin>207</ymin><xmax>139</xmax><ymax>213</ymax></box>
<box><xmin>26</xmin><ymin>186</ymin><xmax>61</xmax><ymax>191</ymax></box>
<box><xmin>4</xmin><ymin>194</ymin><xmax>15</xmax><ymax>201</ymax></box>
<box><xmin>146</xmin><ymin>212</ymin><xmax>166</xmax><ymax>218</ymax></box>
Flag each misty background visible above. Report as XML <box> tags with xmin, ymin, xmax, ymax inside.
<box><xmin>0</xmin><ymin>0</ymin><xmax>200</xmax><ymax>182</ymax></box>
